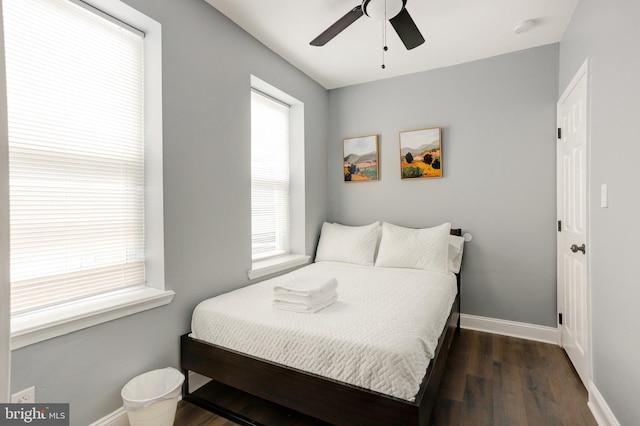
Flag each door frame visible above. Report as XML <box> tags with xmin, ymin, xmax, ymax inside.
<box><xmin>557</xmin><ymin>58</ymin><xmax>591</xmax><ymax>386</ymax></box>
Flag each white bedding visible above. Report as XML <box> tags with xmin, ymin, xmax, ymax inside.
<box><xmin>190</xmin><ymin>261</ymin><xmax>457</xmax><ymax>401</ymax></box>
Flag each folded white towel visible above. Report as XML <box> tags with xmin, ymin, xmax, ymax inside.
<box><xmin>273</xmin><ymin>277</ymin><xmax>338</xmax><ymax>297</ymax></box>
<box><xmin>273</xmin><ymin>289</ymin><xmax>337</xmax><ymax>307</ymax></box>
<box><xmin>273</xmin><ymin>292</ymin><xmax>338</xmax><ymax>314</ymax></box>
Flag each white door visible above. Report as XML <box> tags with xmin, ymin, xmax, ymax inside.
<box><xmin>557</xmin><ymin>60</ymin><xmax>589</xmax><ymax>387</ymax></box>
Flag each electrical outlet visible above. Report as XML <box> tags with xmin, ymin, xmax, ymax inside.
<box><xmin>10</xmin><ymin>386</ymin><xmax>35</xmax><ymax>404</ymax></box>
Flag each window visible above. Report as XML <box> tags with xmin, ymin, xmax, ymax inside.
<box><xmin>248</xmin><ymin>77</ymin><xmax>309</xmax><ymax>280</ymax></box>
<box><xmin>251</xmin><ymin>90</ymin><xmax>290</xmax><ymax>260</ymax></box>
<box><xmin>3</xmin><ymin>0</ymin><xmax>170</xmax><ymax>347</ymax></box>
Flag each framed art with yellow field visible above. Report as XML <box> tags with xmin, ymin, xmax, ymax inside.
<box><xmin>399</xmin><ymin>127</ymin><xmax>442</xmax><ymax>179</ymax></box>
<box><xmin>343</xmin><ymin>134</ymin><xmax>379</xmax><ymax>182</ymax></box>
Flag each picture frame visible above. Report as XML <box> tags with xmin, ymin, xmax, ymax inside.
<box><xmin>399</xmin><ymin>127</ymin><xmax>442</xmax><ymax>179</ymax></box>
<box><xmin>343</xmin><ymin>134</ymin><xmax>379</xmax><ymax>182</ymax></box>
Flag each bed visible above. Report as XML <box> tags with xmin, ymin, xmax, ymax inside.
<box><xmin>181</xmin><ymin>223</ymin><xmax>464</xmax><ymax>425</ymax></box>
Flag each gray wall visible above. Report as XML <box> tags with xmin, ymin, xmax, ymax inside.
<box><xmin>560</xmin><ymin>1</ymin><xmax>640</xmax><ymax>424</ymax></box>
<box><xmin>8</xmin><ymin>0</ymin><xmax>328</xmax><ymax>424</ymax></box>
<box><xmin>328</xmin><ymin>44</ymin><xmax>559</xmax><ymax>327</ymax></box>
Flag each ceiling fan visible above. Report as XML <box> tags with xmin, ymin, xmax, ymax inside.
<box><xmin>310</xmin><ymin>0</ymin><xmax>425</xmax><ymax>50</ymax></box>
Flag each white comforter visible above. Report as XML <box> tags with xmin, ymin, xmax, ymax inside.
<box><xmin>191</xmin><ymin>261</ymin><xmax>457</xmax><ymax>401</ymax></box>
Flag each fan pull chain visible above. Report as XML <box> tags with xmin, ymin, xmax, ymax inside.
<box><xmin>382</xmin><ymin>0</ymin><xmax>388</xmax><ymax>69</ymax></box>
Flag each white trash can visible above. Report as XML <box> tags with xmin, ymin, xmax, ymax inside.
<box><xmin>121</xmin><ymin>367</ymin><xmax>185</xmax><ymax>426</ymax></box>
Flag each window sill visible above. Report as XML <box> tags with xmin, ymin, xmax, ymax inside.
<box><xmin>248</xmin><ymin>254</ymin><xmax>311</xmax><ymax>280</ymax></box>
<box><xmin>10</xmin><ymin>286</ymin><xmax>174</xmax><ymax>350</ymax></box>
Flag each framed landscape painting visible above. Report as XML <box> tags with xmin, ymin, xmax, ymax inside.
<box><xmin>343</xmin><ymin>134</ymin><xmax>379</xmax><ymax>182</ymax></box>
<box><xmin>399</xmin><ymin>127</ymin><xmax>442</xmax><ymax>179</ymax></box>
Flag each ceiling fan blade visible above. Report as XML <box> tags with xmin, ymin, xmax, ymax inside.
<box><xmin>389</xmin><ymin>8</ymin><xmax>425</xmax><ymax>50</ymax></box>
<box><xmin>310</xmin><ymin>5</ymin><xmax>364</xmax><ymax>46</ymax></box>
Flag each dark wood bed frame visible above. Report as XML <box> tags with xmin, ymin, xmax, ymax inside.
<box><xmin>181</xmin><ymin>228</ymin><xmax>462</xmax><ymax>426</ymax></box>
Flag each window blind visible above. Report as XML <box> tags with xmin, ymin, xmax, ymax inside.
<box><xmin>4</xmin><ymin>0</ymin><xmax>146</xmax><ymax>314</ymax></box>
<box><xmin>251</xmin><ymin>90</ymin><xmax>290</xmax><ymax>260</ymax></box>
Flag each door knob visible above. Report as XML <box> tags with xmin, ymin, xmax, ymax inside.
<box><xmin>570</xmin><ymin>244</ymin><xmax>586</xmax><ymax>254</ymax></box>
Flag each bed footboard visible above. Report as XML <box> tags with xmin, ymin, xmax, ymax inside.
<box><xmin>181</xmin><ymin>293</ymin><xmax>459</xmax><ymax>426</ymax></box>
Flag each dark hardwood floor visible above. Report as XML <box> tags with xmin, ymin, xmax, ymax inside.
<box><xmin>174</xmin><ymin>329</ymin><xmax>597</xmax><ymax>425</ymax></box>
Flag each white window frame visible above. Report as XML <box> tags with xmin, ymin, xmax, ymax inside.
<box><xmin>250</xmin><ymin>89</ymin><xmax>291</xmax><ymax>261</ymax></box>
<box><xmin>248</xmin><ymin>76</ymin><xmax>309</xmax><ymax>280</ymax></box>
<box><xmin>3</xmin><ymin>0</ymin><xmax>172</xmax><ymax>350</ymax></box>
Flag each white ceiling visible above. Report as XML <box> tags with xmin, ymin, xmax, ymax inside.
<box><xmin>204</xmin><ymin>0</ymin><xmax>578</xmax><ymax>90</ymax></box>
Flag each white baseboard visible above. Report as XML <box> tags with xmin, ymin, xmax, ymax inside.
<box><xmin>588</xmin><ymin>382</ymin><xmax>620</xmax><ymax>426</ymax></box>
<box><xmin>89</xmin><ymin>407</ymin><xmax>129</xmax><ymax>426</ymax></box>
<box><xmin>460</xmin><ymin>314</ymin><xmax>560</xmax><ymax>345</ymax></box>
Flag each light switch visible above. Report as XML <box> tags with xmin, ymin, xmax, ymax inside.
<box><xmin>601</xmin><ymin>184</ymin><xmax>608</xmax><ymax>208</ymax></box>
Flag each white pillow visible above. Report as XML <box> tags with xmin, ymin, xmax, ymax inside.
<box><xmin>448</xmin><ymin>235</ymin><xmax>464</xmax><ymax>273</ymax></box>
<box><xmin>375</xmin><ymin>222</ymin><xmax>451</xmax><ymax>272</ymax></box>
<box><xmin>315</xmin><ymin>222</ymin><xmax>380</xmax><ymax>266</ymax></box>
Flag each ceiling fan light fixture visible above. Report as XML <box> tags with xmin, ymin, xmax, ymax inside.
<box><xmin>310</xmin><ymin>0</ymin><xmax>423</xmax><ymax>50</ymax></box>
<box><xmin>363</xmin><ymin>0</ymin><xmax>404</xmax><ymax>21</ymax></box>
